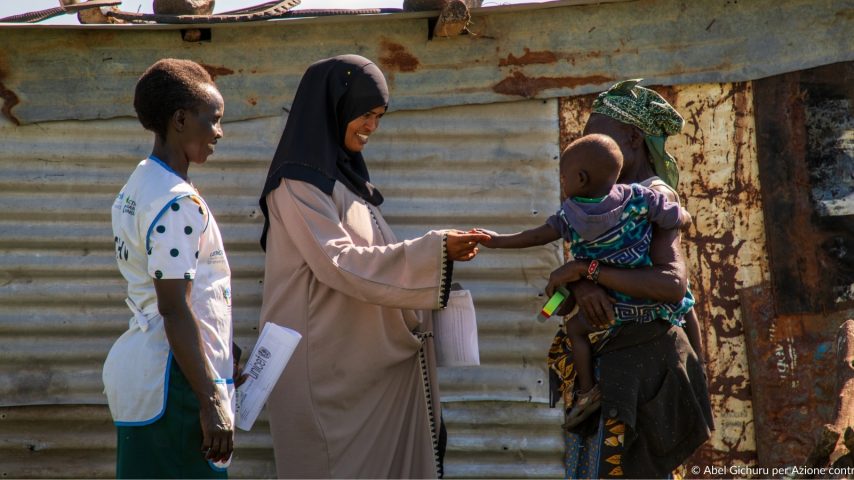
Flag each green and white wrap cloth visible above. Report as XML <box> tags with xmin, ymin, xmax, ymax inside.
<box><xmin>592</xmin><ymin>79</ymin><xmax>684</xmax><ymax>189</ymax></box>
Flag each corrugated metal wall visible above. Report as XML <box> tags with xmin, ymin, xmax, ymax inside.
<box><xmin>0</xmin><ymin>98</ymin><xmax>564</xmax><ymax>477</ymax></box>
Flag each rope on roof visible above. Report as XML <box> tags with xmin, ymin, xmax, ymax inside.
<box><xmin>105</xmin><ymin>0</ymin><xmax>299</xmax><ymax>23</ymax></box>
<box><xmin>0</xmin><ymin>0</ymin><xmax>403</xmax><ymax>25</ymax></box>
<box><xmin>0</xmin><ymin>0</ymin><xmax>121</xmax><ymax>23</ymax></box>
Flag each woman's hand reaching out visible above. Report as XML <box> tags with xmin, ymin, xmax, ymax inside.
<box><xmin>446</xmin><ymin>230</ymin><xmax>492</xmax><ymax>261</ymax></box>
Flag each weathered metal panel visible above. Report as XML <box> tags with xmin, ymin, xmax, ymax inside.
<box><xmin>807</xmin><ymin>92</ymin><xmax>854</xmax><ymax>218</ymax></box>
<box><xmin>672</xmin><ymin>83</ymin><xmax>766</xmax><ymax>469</ymax></box>
<box><xmin>559</xmin><ymin>81</ymin><xmax>768</xmax><ymax>468</ymax></box>
<box><xmin>740</xmin><ymin>284</ymin><xmax>854</xmax><ymax>469</ymax></box>
<box><xmin>753</xmin><ymin>64</ymin><xmax>854</xmax><ymax>314</ymax></box>
<box><xmin>0</xmin><ymin>98</ymin><xmax>564</xmax><ymax>477</ymax></box>
<box><xmin>742</xmin><ymin>63</ymin><xmax>854</xmax><ymax>469</ymax></box>
<box><xmin>1</xmin><ymin>0</ymin><xmax>851</xmax><ymax>125</ymax></box>
<box><xmin>801</xmin><ymin>63</ymin><xmax>854</xmax><ymax>305</ymax></box>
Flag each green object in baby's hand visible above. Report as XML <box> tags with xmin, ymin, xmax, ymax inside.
<box><xmin>538</xmin><ymin>286</ymin><xmax>570</xmax><ymax>322</ymax></box>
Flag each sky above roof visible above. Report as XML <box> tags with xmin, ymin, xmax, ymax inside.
<box><xmin>1</xmin><ymin>0</ymin><xmax>553</xmax><ymax>24</ymax></box>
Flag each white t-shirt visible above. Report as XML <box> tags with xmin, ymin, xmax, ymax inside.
<box><xmin>103</xmin><ymin>156</ymin><xmax>233</xmax><ymax>425</ymax></box>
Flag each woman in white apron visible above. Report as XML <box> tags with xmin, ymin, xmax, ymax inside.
<box><xmin>103</xmin><ymin>58</ymin><xmax>237</xmax><ymax>478</ymax></box>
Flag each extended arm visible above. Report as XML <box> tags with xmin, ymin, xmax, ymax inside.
<box><xmin>474</xmin><ymin>224</ymin><xmax>561</xmax><ymax>249</ymax></box>
<box><xmin>269</xmin><ymin>179</ymin><xmax>488</xmax><ymax>310</ymax></box>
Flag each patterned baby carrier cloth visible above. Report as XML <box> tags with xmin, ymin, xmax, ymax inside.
<box><xmin>547</xmin><ymin>183</ymin><xmax>694</xmax><ymax>410</ymax></box>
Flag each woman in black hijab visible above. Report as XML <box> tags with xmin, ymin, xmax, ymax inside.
<box><xmin>258</xmin><ymin>55</ymin><xmax>489</xmax><ymax>479</ymax></box>
<box><xmin>259</xmin><ymin>54</ymin><xmax>387</xmax><ymax>246</ymax></box>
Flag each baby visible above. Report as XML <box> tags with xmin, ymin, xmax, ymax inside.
<box><xmin>476</xmin><ymin>134</ymin><xmax>697</xmax><ymax>428</ymax></box>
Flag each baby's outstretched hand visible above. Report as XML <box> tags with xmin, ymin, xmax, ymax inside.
<box><xmin>468</xmin><ymin>228</ymin><xmax>498</xmax><ymax>247</ymax></box>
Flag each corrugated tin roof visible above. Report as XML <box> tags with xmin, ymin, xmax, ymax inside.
<box><xmin>1</xmin><ymin>0</ymin><xmax>851</xmax><ymax>125</ymax></box>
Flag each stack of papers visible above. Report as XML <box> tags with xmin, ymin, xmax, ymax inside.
<box><xmin>235</xmin><ymin>322</ymin><xmax>302</xmax><ymax>431</ymax></box>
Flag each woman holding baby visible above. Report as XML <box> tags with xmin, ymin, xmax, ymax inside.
<box><xmin>480</xmin><ymin>80</ymin><xmax>714</xmax><ymax>478</ymax></box>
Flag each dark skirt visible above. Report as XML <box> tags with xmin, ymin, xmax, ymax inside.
<box><xmin>116</xmin><ymin>359</ymin><xmax>228</xmax><ymax>479</ymax></box>
<box><xmin>551</xmin><ymin>320</ymin><xmax>714</xmax><ymax>478</ymax></box>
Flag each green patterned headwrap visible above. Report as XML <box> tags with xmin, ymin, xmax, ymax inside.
<box><xmin>591</xmin><ymin>79</ymin><xmax>683</xmax><ymax>189</ymax></box>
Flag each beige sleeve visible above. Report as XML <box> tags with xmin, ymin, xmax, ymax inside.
<box><xmin>269</xmin><ymin>178</ymin><xmax>449</xmax><ymax>310</ymax></box>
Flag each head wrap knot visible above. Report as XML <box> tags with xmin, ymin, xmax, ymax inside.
<box><xmin>592</xmin><ymin>79</ymin><xmax>683</xmax><ymax>188</ymax></box>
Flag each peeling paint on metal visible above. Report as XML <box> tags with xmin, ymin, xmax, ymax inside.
<box><xmin>671</xmin><ymin>83</ymin><xmax>766</xmax><ymax>464</ymax></box>
<box><xmin>378</xmin><ymin>38</ymin><xmax>420</xmax><ymax>73</ymax></box>
<box><xmin>493</xmin><ymin>72</ymin><xmax>611</xmax><ymax>98</ymax></box>
<box><xmin>0</xmin><ymin>55</ymin><xmax>21</xmax><ymax>126</ymax></box>
<box><xmin>497</xmin><ymin>48</ymin><xmax>608</xmax><ymax>68</ymax></box>
<box><xmin>498</xmin><ymin>48</ymin><xmax>560</xmax><ymax>67</ymax></box>
<box><xmin>199</xmin><ymin>63</ymin><xmax>235</xmax><ymax>80</ymax></box>
<box><xmin>741</xmin><ymin>284</ymin><xmax>854</xmax><ymax>468</ymax></box>
<box><xmin>0</xmin><ymin>79</ymin><xmax>20</xmax><ymax>126</ymax></box>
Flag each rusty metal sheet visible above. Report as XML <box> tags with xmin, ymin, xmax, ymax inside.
<box><xmin>559</xmin><ymin>81</ymin><xmax>767</xmax><ymax>468</ymax></box>
<box><xmin>800</xmin><ymin>63</ymin><xmax>854</xmax><ymax>305</ymax></box>
<box><xmin>806</xmin><ymin>93</ymin><xmax>854</xmax><ymax>218</ymax></box>
<box><xmin>754</xmin><ymin>64</ymin><xmax>854</xmax><ymax>314</ymax></box>
<box><xmin>1</xmin><ymin>0</ymin><xmax>852</xmax><ymax>125</ymax></box>
<box><xmin>741</xmin><ymin>284</ymin><xmax>854</xmax><ymax>468</ymax></box>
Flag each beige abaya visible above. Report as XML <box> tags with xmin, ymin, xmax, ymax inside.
<box><xmin>260</xmin><ymin>178</ymin><xmax>448</xmax><ymax>479</ymax></box>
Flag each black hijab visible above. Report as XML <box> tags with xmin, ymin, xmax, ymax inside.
<box><xmin>259</xmin><ymin>55</ymin><xmax>389</xmax><ymax>250</ymax></box>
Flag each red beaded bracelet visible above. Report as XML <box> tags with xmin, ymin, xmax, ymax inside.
<box><xmin>586</xmin><ymin>259</ymin><xmax>600</xmax><ymax>283</ymax></box>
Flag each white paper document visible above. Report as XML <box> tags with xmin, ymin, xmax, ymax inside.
<box><xmin>434</xmin><ymin>289</ymin><xmax>480</xmax><ymax>367</ymax></box>
<box><xmin>235</xmin><ymin>322</ymin><xmax>302</xmax><ymax>431</ymax></box>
